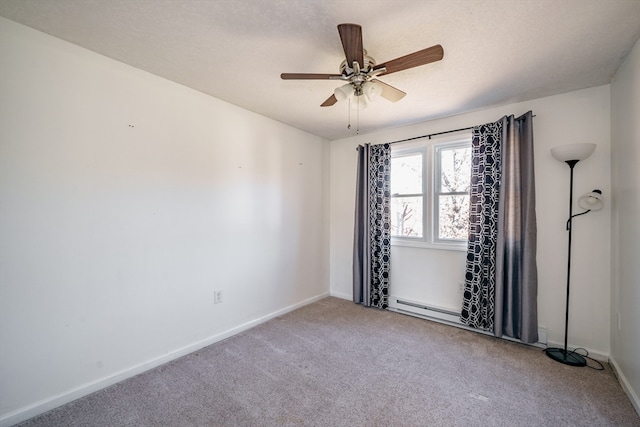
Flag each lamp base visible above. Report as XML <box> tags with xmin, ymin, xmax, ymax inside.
<box><xmin>545</xmin><ymin>347</ymin><xmax>586</xmax><ymax>367</ymax></box>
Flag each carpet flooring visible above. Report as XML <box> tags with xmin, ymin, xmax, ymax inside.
<box><xmin>17</xmin><ymin>297</ymin><xmax>640</xmax><ymax>426</ymax></box>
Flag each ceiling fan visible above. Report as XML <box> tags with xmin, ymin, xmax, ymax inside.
<box><xmin>281</xmin><ymin>23</ymin><xmax>444</xmax><ymax>108</ymax></box>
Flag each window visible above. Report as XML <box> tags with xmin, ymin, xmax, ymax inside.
<box><xmin>391</xmin><ymin>152</ymin><xmax>424</xmax><ymax>237</ymax></box>
<box><xmin>390</xmin><ymin>134</ymin><xmax>471</xmax><ymax>250</ymax></box>
<box><xmin>435</xmin><ymin>143</ymin><xmax>471</xmax><ymax>241</ymax></box>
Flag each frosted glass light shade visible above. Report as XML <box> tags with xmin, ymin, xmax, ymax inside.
<box><xmin>551</xmin><ymin>143</ymin><xmax>596</xmax><ymax>162</ymax></box>
<box><xmin>353</xmin><ymin>94</ymin><xmax>368</xmax><ymax>109</ymax></box>
<box><xmin>578</xmin><ymin>190</ymin><xmax>604</xmax><ymax>211</ymax></box>
<box><xmin>334</xmin><ymin>84</ymin><xmax>354</xmax><ymax>101</ymax></box>
<box><xmin>363</xmin><ymin>81</ymin><xmax>382</xmax><ymax>101</ymax></box>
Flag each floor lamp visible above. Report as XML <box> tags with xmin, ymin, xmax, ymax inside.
<box><xmin>546</xmin><ymin>143</ymin><xmax>604</xmax><ymax>367</ymax></box>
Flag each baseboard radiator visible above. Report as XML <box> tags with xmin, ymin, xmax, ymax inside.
<box><xmin>387</xmin><ymin>295</ymin><xmax>547</xmax><ymax>347</ymax></box>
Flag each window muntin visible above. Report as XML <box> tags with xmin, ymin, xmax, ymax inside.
<box><xmin>390</xmin><ymin>134</ymin><xmax>471</xmax><ymax>250</ymax></box>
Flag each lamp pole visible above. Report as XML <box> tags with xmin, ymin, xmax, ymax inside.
<box><xmin>563</xmin><ymin>160</ymin><xmax>577</xmax><ymax>359</ymax></box>
<box><xmin>546</xmin><ymin>142</ymin><xmax>598</xmax><ymax>367</ymax></box>
<box><xmin>545</xmin><ymin>159</ymin><xmax>587</xmax><ymax>367</ymax></box>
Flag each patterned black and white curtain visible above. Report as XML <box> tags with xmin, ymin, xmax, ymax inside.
<box><xmin>353</xmin><ymin>143</ymin><xmax>391</xmax><ymax>309</ymax></box>
<box><xmin>461</xmin><ymin>120</ymin><xmax>502</xmax><ymax>331</ymax></box>
<box><xmin>461</xmin><ymin>111</ymin><xmax>538</xmax><ymax>343</ymax></box>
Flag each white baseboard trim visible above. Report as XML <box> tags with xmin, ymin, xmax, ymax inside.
<box><xmin>0</xmin><ymin>292</ymin><xmax>330</xmax><ymax>427</ymax></box>
<box><xmin>609</xmin><ymin>356</ymin><xmax>640</xmax><ymax>417</ymax></box>
<box><xmin>329</xmin><ymin>290</ymin><xmax>352</xmax><ymax>301</ymax></box>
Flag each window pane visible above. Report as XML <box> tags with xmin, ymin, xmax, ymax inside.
<box><xmin>391</xmin><ymin>196</ymin><xmax>423</xmax><ymax>237</ymax></box>
<box><xmin>438</xmin><ymin>195</ymin><xmax>469</xmax><ymax>240</ymax></box>
<box><xmin>439</xmin><ymin>146</ymin><xmax>471</xmax><ymax>193</ymax></box>
<box><xmin>391</xmin><ymin>154</ymin><xmax>422</xmax><ymax>195</ymax></box>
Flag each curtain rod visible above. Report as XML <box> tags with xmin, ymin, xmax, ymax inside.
<box><xmin>387</xmin><ymin>125</ymin><xmax>473</xmax><ymax>145</ymax></box>
<box><xmin>357</xmin><ymin>113</ymin><xmax>535</xmax><ymax>150</ymax></box>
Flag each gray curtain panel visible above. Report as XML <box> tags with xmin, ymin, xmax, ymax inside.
<box><xmin>353</xmin><ymin>143</ymin><xmax>391</xmax><ymax>309</ymax></box>
<box><xmin>495</xmin><ymin>111</ymin><xmax>538</xmax><ymax>343</ymax></box>
<box><xmin>461</xmin><ymin>112</ymin><xmax>538</xmax><ymax>343</ymax></box>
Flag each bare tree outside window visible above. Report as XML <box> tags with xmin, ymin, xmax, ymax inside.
<box><xmin>437</xmin><ymin>145</ymin><xmax>471</xmax><ymax>240</ymax></box>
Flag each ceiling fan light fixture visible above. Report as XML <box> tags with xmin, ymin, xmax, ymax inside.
<box><xmin>363</xmin><ymin>81</ymin><xmax>382</xmax><ymax>101</ymax></box>
<box><xmin>334</xmin><ymin>83</ymin><xmax>354</xmax><ymax>101</ymax></box>
<box><xmin>280</xmin><ymin>23</ymin><xmax>444</xmax><ymax>117</ymax></box>
<box><xmin>355</xmin><ymin>93</ymin><xmax>368</xmax><ymax>109</ymax></box>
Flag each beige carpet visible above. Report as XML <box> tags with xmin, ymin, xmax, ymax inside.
<box><xmin>18</xmin><ymin>297</ymin><xmax>639</xmax><ymax>426</ymax></box>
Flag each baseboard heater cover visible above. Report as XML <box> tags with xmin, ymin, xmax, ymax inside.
<box><xmin>390</xmin><ymin>298</ymin><xmax>462</xmax><ymax>324</ymax></box>
<box><xmin>388</xmin><ymin>296</ymin><xmax>547</xmax><ymax>347</ymax></box>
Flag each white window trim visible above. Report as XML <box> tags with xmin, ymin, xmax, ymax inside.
<box><xmin>390</xmin><ymin>131</ymin><xmax>472</xmax><ymax>252</ymax></box>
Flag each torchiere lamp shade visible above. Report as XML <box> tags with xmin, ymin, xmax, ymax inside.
<box><xmin>551</xmin><ymin>143</ymin><xmax>596</xmax><ymax>162</ymax></box>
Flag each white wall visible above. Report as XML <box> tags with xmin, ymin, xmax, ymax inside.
<box><xmin>330</xmin><ymin>85</ymin><xmax>612</xmax><ymax>357</ymax></box>
<box><xmin>610</xmin><ymin>37</ymin><xmax>640</xmax><ymax>413</ymax></box>
<box><xmin>0</xmin><ymin>18</ymin><xmax>329</xmax><ymax>425</ymax></box>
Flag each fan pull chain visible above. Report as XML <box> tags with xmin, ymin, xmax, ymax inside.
<box><xmin>347</xmin><ymin>98</ymin><xmax>351</xmax><ymax>130</ymax></box>
<box><xmin>356</xmin><ymin>99</ymin><xmax>360</xmax><ymax>135</ymax></box>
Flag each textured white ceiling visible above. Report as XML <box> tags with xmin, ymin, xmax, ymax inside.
<box><xmin>1</xmin><ymin>0</ymin><xmax>639</xmax><ymax>140</ymax></box>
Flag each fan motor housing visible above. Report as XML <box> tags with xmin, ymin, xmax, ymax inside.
<box><xmin>339</xmin><ymin>50</ymin><xmax>376</xmax><ymax>76</ymax></box>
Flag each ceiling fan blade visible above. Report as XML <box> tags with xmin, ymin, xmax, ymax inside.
<box><xmin>375</xmin><ymin>44</ymin><xmax>444</xmax><ymax>76</ymax></box>
<box><xmin>372</xmin><ymin>79</ymin><xmax>406</xmax><ymax>102</ymax></box>
<box><xmin>281</xmin><ymin>73</ymin><xmax>342</xmax><ymax>80</ymax></box>
<box><xmin>337</xmin><ymin>23</ymin><xmax>364</xmax><ymax>69</ymax></box>
<box><xmin>321</xmin><ymin>94</ymin><xmax>338</xmax><ymax>107</ymax></box>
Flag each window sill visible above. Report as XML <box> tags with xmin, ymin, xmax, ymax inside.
<box><xmin>391</xmin><ymin>238</ymin><xmax>468</xmax><ymax>252</ymax></box>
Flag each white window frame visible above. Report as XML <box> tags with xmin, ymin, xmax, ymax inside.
<box><xmin>390</xmin><ymin>132</ymin><xmax>472</xmax><ymax>252</ymax></box>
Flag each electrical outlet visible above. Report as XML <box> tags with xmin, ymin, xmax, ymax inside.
<box><xmin>458</xmin><ymin>281</ymin><xmax>465</xmax><ymax>292</ymax></box>
<box><xmin>214</xmin><ymin>290</ymin><xmax>223</xmax><ymax>304</ymax></box>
